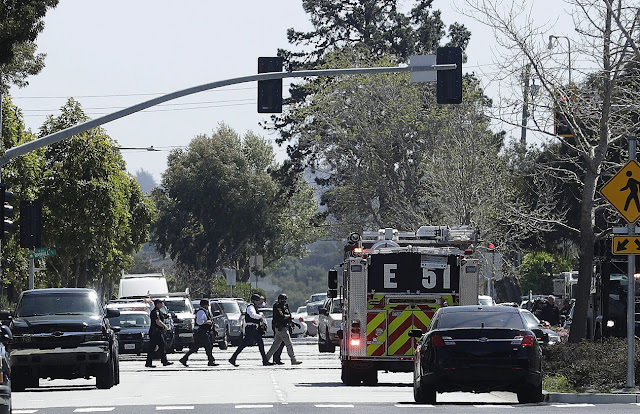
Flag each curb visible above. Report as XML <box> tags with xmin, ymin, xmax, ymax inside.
<box><xmin>545</xmin><ymin>392</ymin><xmax>640</xmax><ymax>404</ymax></box>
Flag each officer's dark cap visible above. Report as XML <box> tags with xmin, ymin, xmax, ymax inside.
<box><xmin>153</xmin><ymin>298</ymin><xmax>164</xmax><ymax>305</ymax></box>
<box><xmin>200</xmin><ymin>299</ymin><xmax>210</xmax><ymax>307</ymax></box>
<box><xmin>251</xmin><ymin>293</ymin><xmax>262</xmax><ymax>302</ymax></box>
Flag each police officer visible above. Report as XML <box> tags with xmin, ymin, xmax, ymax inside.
<box><xmin>265</xmin><ymin>293</ymin><xmax>301</xmax><ymax>365</ymax></box>
<box><xmin>145</xmin><ymin>299</ymin><xmax>173</xmax><ymax>368</ymax></box>
<box><xmin>228</xmin><ymin>293</ymin><xmax>273</xmax><ymax>367</ymax></box>
<box><xmin>179</xmin><ymin>299</ymin><xmax>218</xmax><ymax>367</ymax></box>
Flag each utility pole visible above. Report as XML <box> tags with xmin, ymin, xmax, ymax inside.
<box><xmin>521</xmin><ymin>63</ymin><xmax>531</xmax><ymax>145</ymax></box>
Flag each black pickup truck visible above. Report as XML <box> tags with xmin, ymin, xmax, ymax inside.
<box><xmin>9</xmin><ymin>288</ymin><xmax>121</xmax><ymax>391</ymax></box>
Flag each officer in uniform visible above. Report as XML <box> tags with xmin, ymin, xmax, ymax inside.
<box><xmin>179</xmin><ymin>299</ymin><xmax>218</xmax><ymax>367</ymax></box>
<box><xmin>229</xmin><ymin>293</ymin><xmax>273</xmax><ymax>367</ymax></box>
<box><xmin>145</xmin><ymin>299</ymin><xmax>173</xmax><ymax>368</ymax></box>
<box><xmin>265</xmin><ymin>293</ymin><xmax>302</xmax><ymax>365</ymax></box>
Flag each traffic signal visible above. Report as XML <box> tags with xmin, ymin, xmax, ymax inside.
<box><xmin>328</xmin><ymin>269</ymin><xmax>338</xmax><ymax>298</ymax></box>
<box><xmin>257</xmin><ymin>57</ymin><xmax>283</xmax><ymax>113</ymax></box>
<box><xmin>0</xmin><ymin>183</ymin><xmax>14</xmax><ymax>239</ymax></box>
<box><xmin>20</xmin><ymin>199</ymin><xmax>42</xmax><ymax>249</ymax></box>
<box><xmin>436</xmin><ymin>47</ymin><xmax>463</xmax><ymax>104</ymax></box>
<box><xmin>554</xmin><ymin>106</ymin><xmax>573</xmax><ymax>137</ymax></box>
<box><xmin>487</xmin><ymin>242</ymin><xmax>495</xmax><ymax>251</ymax></box>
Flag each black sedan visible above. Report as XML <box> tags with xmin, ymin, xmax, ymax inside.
<box><xmin>409</xmin><ymin>305</ymin><xmax>543</xmax><ymax>404</ymax></box>
<box><xmin>109</xmin><ymin>311</ymin><xmax>152</xmax><ymax>355</ymax></box>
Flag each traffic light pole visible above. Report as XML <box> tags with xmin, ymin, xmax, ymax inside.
<box><xmin>626</xmin><ymin>136</ymin><xmax>637</xmax><ymax>391</ymax></box>
<box><xmin>0</xmin><ymin>62</ymin><xmax>456</xmax><ymax>167</ymax></box>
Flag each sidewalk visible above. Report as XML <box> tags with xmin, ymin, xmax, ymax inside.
<box><xmin>545</xmin><ymin>391</ymin><xmax>640</xmax><ymax>404</ymax></box>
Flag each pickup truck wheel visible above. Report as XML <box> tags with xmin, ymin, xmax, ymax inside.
<box><xmin>219</xmin><ymin>330</ymin><xmax>229</xmax><ymax>350</ymax></box>
<box><xmin>96</xmin><ymin>357</ymin><xmax>115</xmax><ymax>389</ymax></box>
<box><xmin>11</xmin><ymin>369</ymin><xmax>27</xmax><ymax>392</ymax></box>
<box><xmin>114</xmin><ymin>356</ymin><xmax>120</xmax><ymax>385</ymax></box>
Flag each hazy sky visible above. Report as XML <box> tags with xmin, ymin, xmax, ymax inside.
<box><xmin>8</xmin><ymin>0</ymin><xmax>571</xmax><ymax>182</ymax></box>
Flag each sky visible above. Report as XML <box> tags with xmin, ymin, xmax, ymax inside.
<box><xmin>8</xmin><ymin>0</ymin><xmax>573</xmax><ymax>183</ymax></box>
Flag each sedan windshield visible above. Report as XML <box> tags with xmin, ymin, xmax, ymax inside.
<box><xmin>438</xmin><ymin>311</ymin><xmax>525</xmax><ymax>330</ymax></box>
<box><xmin>163</xmin><ymin>300</ymin><xmax>189</xmax><ymax>313</ymax></box>
<box><xmin>17</xmin><ymin>292</ymin><xmax>102</xmax><ymax>317</ymax></box>
<box><xmin>219</xmin><ymin>301</ymin><xmax>241</xmax><ymax>315</ymax></box>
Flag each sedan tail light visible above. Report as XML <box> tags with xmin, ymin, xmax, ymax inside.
<box><xmin>431</xmin><ymin>334</ymin><xmax>456</xmax><ymax>347</ymax></box>
<box><xmin>512</xmin><ymin>334</ymin><xmax>535</xmax><ymax>347</ymax></box>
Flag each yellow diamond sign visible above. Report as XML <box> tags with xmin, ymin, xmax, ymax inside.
<box><xmin>600</xmin><ymin>159</ymin><xmax>640</xmax><ymax>223</ymax></box>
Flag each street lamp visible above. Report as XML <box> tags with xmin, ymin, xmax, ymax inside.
<box><xmin>548</xmin><ymin>35</ymin><xmax>572</xmax><ymax>85</ymax></box>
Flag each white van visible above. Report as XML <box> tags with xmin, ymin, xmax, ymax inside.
<box><xmin>118</xmin><ymin>273</ymin><xmax>168</xmax><ymax>298</ymax></box>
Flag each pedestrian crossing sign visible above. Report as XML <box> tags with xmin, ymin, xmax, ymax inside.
<box><xmin>600</xmin><ymin>159</ymin><xmax>640</xmax><ymax>223</ymax></box>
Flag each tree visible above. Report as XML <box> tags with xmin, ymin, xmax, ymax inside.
<box><xmin>151</xmin><ymin>124</ymin><xmax>322</xmax><ymax>288</ymax></box>
<box><xmin>461</xmin><ymin>0</ymin><xmax>639</xmax><ymax>342</ymax></box>
<box><xmin>520</xmin><ymin>251</ymin><xmax>572</xmax><ymax>295</ymax></box>
<box><xmin>135</xmin><ymin>169</ymin><xmax>156</xmax><ymax>194</ymax></box>
<box><xmin>39</xmin><ymin>99</ymin><xmax>154</xmax><ymax>293</ymax></box>
<box><xmin>0</xmin><ymin>0</ymin><xmax>58</xmax><ymax>92</ymax></box>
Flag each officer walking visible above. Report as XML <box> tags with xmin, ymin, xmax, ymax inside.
<box><xmin>145</xmin><ymin>299</ymin><xmax>173</xmax><ymax>368</ymax></box>
<box><xmin>179</xmin><ymin>299</ymin><xmax>218</xmax><ymax>367</ymax></box>
<box><xmin>229</xmin><ymin>293</ymin><xmax>273</xmax><ymax>367</ymax></box>
<box><xmin>265</xmin><ymin>293</ymin><xmax>302</xmax><ymax>365</ymax></box>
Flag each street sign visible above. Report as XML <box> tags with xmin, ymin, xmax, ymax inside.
<box><xmin>600</xmin><ymin>159</ymin><xmax>640</xmax><ymax>223</ymax></box>
<box><xmin>27</xmin><ymin>248</ymin><xmax>56</xmax><ymax>260</ymax></box>
<box><xmin>612</xmin><ymin>236</ymin><xmax>640</xmax><ymax>255</ymax></box>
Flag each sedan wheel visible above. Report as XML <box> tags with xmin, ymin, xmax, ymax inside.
<box><xmin>414</xmin><ymin>375</ymin><xmax>436</xmax><ymax>404</ymax></box>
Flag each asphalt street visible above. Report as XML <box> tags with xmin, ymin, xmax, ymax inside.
<box><xmin>9</xmin><ymin>337</ymin><xmax>637</xmax><ymax>414</ymax></box>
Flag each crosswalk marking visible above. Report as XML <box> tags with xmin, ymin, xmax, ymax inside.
<box><xmin>155</xmin><ymin>407</ymin><xmax>195</xmax><ymax>411</ymax></box>
<box><xmin>315</xmin><ymin>404</ymin><xmax>355</xmax><ymax>408</ymax></box>
<box><xmin>74</xmin><ymin>409</ymin><xmax>115</xmax><ymax>413</ymax></box>
<box><xmin>551</xmin><ymin>404</ymin><xmax>596</xmax><ymax>408</ymax></box>
<box><xmin>234</xmin><ymin>405</ymin><xmax>274</xmax><ymax>409</ymax></box>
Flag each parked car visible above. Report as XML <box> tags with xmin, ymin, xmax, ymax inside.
<box><xmin>0</xmin><ymin>313</ymin><xmax>12</xmax><ymax>414</ymax></box>
<box><xmin>208</xmin><ymin>301</ymin><xmax>230</xmax><ymax>349</ymax></box>
<box><xmin>10</xmin><ymin>288</ymin><xmax>121</xmax><ymax>391</ymax></box>
<box><xmin>519</xmin><ymin>309</ymin><xmax>561</xmax><ymax>346</ymax></box>
<box><xmin>152</xmin><ymin>294</ymin><xmax>194</xmax><ymax>351</ymax></box>
<box><xmin>478</xmin><ymin>295</ymin><xmax>496</xmax><ymax>306</ymax></box>
<box><xmin>107</xmin><ymin>299</ymin><xmax>174</xmax><ymax>353</ymax></box>
<box><xmin>409</xmin><ymin>305</ymin><xmax>543</xmax><ymax>404</ymax></box>
<box><xmin>259</xmin><ymin>307</ymin><xmax>307</xmax><ymax>338</ymax></box>
<box><xmin>213</xmin><ymin>299</ymin><xmax>245</xmax><ymax>346</ymax></box>
<box><xmin>293</xmin><ymin>306</ymin><xmax>318</xmax><ymax>336</ymax></box>
<box><xmin>317</xmin><ymin>297</ymin><xmax>343</xmax><ymax>352</ymax></box>
<box><xmin>108</xmin><ymin>310</ymin><xmax>151</xmax><ymax>355</ymax></box>
<box><xmin>306</xmin><ymin>292</ymin><xmax>327</xmax><ymax>315</ymax></box>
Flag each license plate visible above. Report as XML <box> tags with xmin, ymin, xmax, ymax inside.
<box><xmin>124</xmin><ymin>343</ymin><xmax>136</xmax><ymax>350</ymax></box>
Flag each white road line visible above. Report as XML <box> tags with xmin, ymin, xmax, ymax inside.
<box><xmin>315</xmin><ymin>404</ymin><xmax>355</xmax><ymax>408</ymax></box>
<box><xmin>155</xmin><ymin>407</ymin><xmax>195</xmax><ymax>411</ymax></box>
<box><xmin>270</xmin><ymin>371</ymin><xmax>287</xmax><ymax>404</ymax></box>
<box><xmin>234</xmin><ymin>405</ymin><xmax>274</xmax><ymax>409</ymax></box>
<box><xmin>473</xmin><ymin>405</ymin><xmax>514</xmax><ymax>408</ymax></box>
<box><xmin>74</xmin><ymin>409</ymin><xmax>116</xmax><ymax>413</ymax></box>
<box><xmin>394</xmin><ymin>403</ymin><xmax>435</xmax><ymax>408</ymax></box>
<box><xmin>14</xmin><ymin>411</ymin><xmax>38</xmax><ymax>414</ymax></box>
<box><xmin>551</xmin><ymin>404</ymin><xmax>595</xmax><ymax>408</ymax></box>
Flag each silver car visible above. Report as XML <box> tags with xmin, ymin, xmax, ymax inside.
<box><xmin>213</xmin><ymin>299</ymin><xmax>245</xmax><ymax>346</ymax></box>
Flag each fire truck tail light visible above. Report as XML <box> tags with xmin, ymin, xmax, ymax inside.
<box><xmin>350</xmin><ymin>338</ymin><xmax>361</xmax><ymax>347</ymax></box>
<box><xmin>353</xmin><ymin>247</ymin><xmax>363</xmax><ymax>255</ymax></box>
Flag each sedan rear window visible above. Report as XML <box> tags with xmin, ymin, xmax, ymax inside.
<box><xmin>437</xmin><ymin>311</ymin><xmax>525</xmax><ymax>329</ymax></box>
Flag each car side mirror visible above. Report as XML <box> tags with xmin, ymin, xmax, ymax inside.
<box><xmin>408</xmin><ymin>329</ymin><xmax>423</xmax><ymax>338</ymax></box>
<box><xmin>112</xmin><ymin>326</ymin><xmax>121</xmax><ymax>334</ymax></box>
<box><xmin>106</xmin><ymin>308</ymin><xmax>120</xmax><ymax>318</ymax></box>
<box><xmin>337</xmin><ymin>329</ymin><xmax>343</xmax><ymax>339</ymax></box>
<box><xmin>212</xmin><ymin>310</ymin><xmax>221</xmax><ymax>317</ymax></box>
<box><xmin>319</xmin><ymin>308</ymin><xmax>328</xmax><ymax>315</ymax></box>
<box><xmin>0</xmin><ymin>325</ymin><xmax>12</xmax><ymax>343</ymax></box>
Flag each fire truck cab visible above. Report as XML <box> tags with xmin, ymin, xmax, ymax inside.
<box><xmin>330</xmin><ymin>226</ymin><xmax>479</xmax><ymax>386</ymax></box>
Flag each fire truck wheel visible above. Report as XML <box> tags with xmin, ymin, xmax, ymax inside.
<box><xmin>362</xmin><ymin>369</ymin><xmax>378</xmax><ymax>386</ymax></box>
<box><xmin>341</xmin><ymin>365</ymin><xmax>362</xmax><ymax>386</ymax></box>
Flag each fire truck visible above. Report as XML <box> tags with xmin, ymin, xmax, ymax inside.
<box><xmin>328</xmin><ymin>226</ymin><xmax>479</xmax><ymax>385</ymax></box>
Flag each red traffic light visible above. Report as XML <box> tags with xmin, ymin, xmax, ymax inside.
<box><xmin>488</xmin><ymin>242</ymin><xmax>495</xmax><ymax>249</ymax></box>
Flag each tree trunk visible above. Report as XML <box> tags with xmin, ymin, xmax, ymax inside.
<box><xmin>568</xmin><ymin>163</ymin><xmax>598</xmax><ymax>343</ymax></box>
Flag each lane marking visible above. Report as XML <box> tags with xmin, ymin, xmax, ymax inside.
<box><xmin>14</xmin><ymin>411</ymin><xmax>39</xmax><ymax>414</ymax></box>
<box><xmin>315</xmin><ymin>404</ymin><xmax>355</xmax><ymax>408</ymax></box>
<box><xmin>234</xmin><ymin>405</ymin><xmax>274</xmax><ymax>408</ymax></box>
<box><xmin>270</xmin><ymin>371</ymin><xmax>287</xmax><ymax>405</ymax></box>
<box><xmin>551</xmin><ymin>404</ymin><xmax>595</xmax><ymax>408</ymax></box>
<box><xmin>473</xmin><ymin>405</ymin><xmax>514</xmax><ymax>408</ymax></box>
<box><xmin>74</xmin><ymin>409</ymin><xmax>116</xmax><ymax>413</ymax></box>
<box><xmin>156</xmin><ymin>407</ymin><xmax>195</xmax><ymax>410</ymax></box>
<box><xmin>394</xmin><ymin>404</ymin><xmax>435</xmax><ymax>408</ymax></box>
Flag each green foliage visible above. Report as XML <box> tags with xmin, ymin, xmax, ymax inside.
<box><xmin>0</xmin><ymin>0</ymin><xmax>58</xmax><ymax>91</ymax></box>
<box><xmin>209</xmin><ymin>277</ymin><xmax>264</xmax><ymax>302</ymax></box>
<box><xmin>38</xmin><ymin>99</ymin><xmax>154</xmax><ymax>291</ymax></box>
<box><xmin>520</xmin><ymin>251</ymin><xmax>572</xmax><ymax>295</ymax></box>
<box><xmin>543</xmin><ymin>338</ymin><xmax>640</xmax><ymax>392</ymax></box>
<box><xmin>151</xmin><ymin>124</ymin><xmax>323</xmax><ymax>287</ymax></box>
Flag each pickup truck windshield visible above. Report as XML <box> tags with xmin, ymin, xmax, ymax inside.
<box><xmin>17</xmin><ymin>292</ymin><xmax>102</xmax><ymax>317</ymax></box>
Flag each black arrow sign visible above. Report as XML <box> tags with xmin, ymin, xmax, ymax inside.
<box><xmin>635</xmin><ymin>239</ymin><xmax>640</xmax><ymax>250</ymax></box>
<box><xmin>617</xmin><ymin>239</ymin><xmax>630</xmax><ymax>251</ymax></box>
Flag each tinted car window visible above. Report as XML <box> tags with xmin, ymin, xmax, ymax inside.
<box><xmin>164</xmin><ymin>299</ymin><xmax>190</xmax><ymax>313</ymax></box>
<box><xmin>17</xmin><ymin>292</ymin><xmax>101</xmax><ymax>316</ymax></box>
<box><xmin>219</xmin><ymin>301</ymin><xmax>240</xmax><ymax>315</ymax></box>
<box><xmin>332</xmin><ymin>299</ymin><xmax>343</xmax><ymax>313</ymax></box>
<box><xmin>262</xmin><ymin>309</ymin><xmax>273</xmax><ymax>318</ymax></box>
<box><xmin>109</xmin><ymin>312</ymin><xmax>151</xmax><ymax>328</ymax></box>
<box><xmin>437</xmin><ymin>311</ymin><xmax>525</xmax><ymax>329</ymax></box>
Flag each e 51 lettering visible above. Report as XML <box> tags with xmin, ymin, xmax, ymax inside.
<box><xmin>384</xmin><ymin>264</ymin><xmax>398</xmax><ymax>288</ymax></box>
<box><xmin>369</xmin><ymin>253</ymin><xmax>459</xmax><ymax>293</ymax></box>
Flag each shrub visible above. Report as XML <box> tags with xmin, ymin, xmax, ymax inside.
<box><xmin>543</xmin><ymin>337</ymin><xmax>640</xmax><ymax>392</ymax></box>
